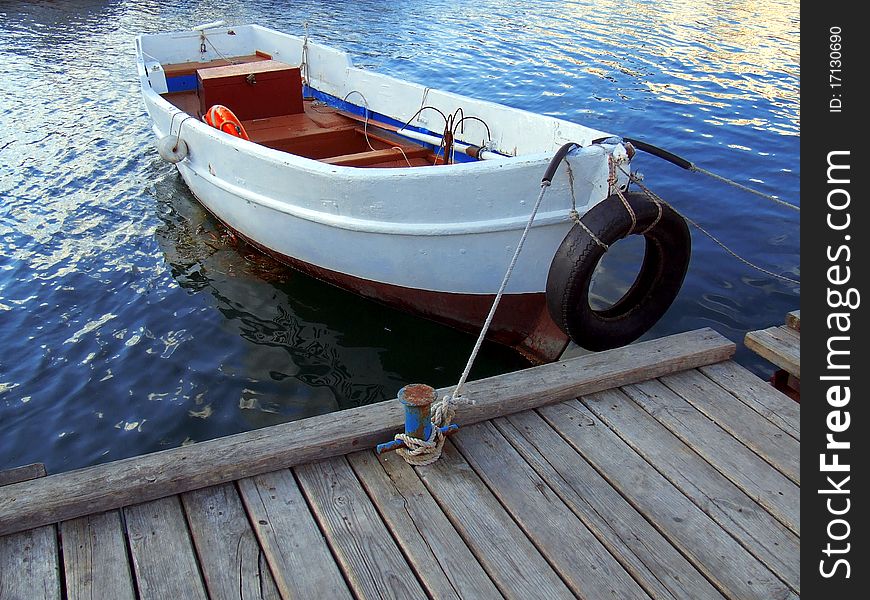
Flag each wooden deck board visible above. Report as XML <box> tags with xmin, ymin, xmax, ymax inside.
<box><xmin>124</xmin><ymin>497</ymin><xmax>208</xmax><ymax>600</ymax></box>
<box><xmin>60</xmin><ymin>511</ymin><xmax>136</xmax><ymax>600</ymax></box>
<box><xmin>0</xmin><ymin>460</ymin><xmax>61</xmax><ymax>600</ymax></box>
<box><xmin>451</xmin><ymin>422</ymin><xmax>650</xmax><ymax>600</ymax></box>
<box><xmin>0</xmin><ymin>526</ymin><xmax>61</xmax><ymax>600</ymax></box>
<box><xmin>699</xmin><ymin>361</ymin><xmax>800</xmax><ymax>440</ymax></box>
<box><xmin>494</xmin><ymin>411</ymin><xmax>724</xmax><ymax>600</ymax></box>
<box><xmin>576</xmin><ymin>390</ymin><xmax>800</xmax><ymax>593</ymax></box>
<box><xmin>295</xmin><ymin>456</ymin><xmax>428</xmax><ymax>599</ymax></box>
<box><xmin>745</xmin><ymin>325</ymin><xmax>800</xmax><ymax>378</ymax></box>
<box><xmin>348</xmin><ymin>450</ymin><xmax>503</xmax><ymax>600</ymax></box>
<box><xmin>0</xmin><ymin>463</ymin><xmax>45</xmax><ymax>487</ymax></box>
<box><xmin>418</xmin><ymin>442</ymin><xmax>576</xmax><ymax>599</ymax></box>
<box><xmin>786</xmin><ymin>310</ymin><xmax>800</xmax><ymax>332</ymax></box>
<box><xmin>659</xmin><ymin>370</ymin><xmax>800</xmax><ymax>484</ymax></box>
<box><xmin>237</xmin><ymin>470</ymin><xmax>352</xmax><ymax>599</ymax></box>
<box><xmin>623</xmin><ymin>379</ymin><xmax>800</xmax><ymax>533</ymax></box>
<box><xmin>540</xmin><ymin>398</ymin><xmax>797</xmax><ymax>599</ymax></box>
<box><xmin>181</xmin><ymin>483</ymin><xmax>279</xmax><ymax>600</ymax></box>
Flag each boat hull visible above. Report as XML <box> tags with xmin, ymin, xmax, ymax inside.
<box><xmin>212</xmin><ymin>210</ymin><xmax>570</xmax><ymax>362</ymax></box>
<box><xmin>137</xmin><ymin>25</ymin><xmax>631</xmax><ymax>361</ymax></box>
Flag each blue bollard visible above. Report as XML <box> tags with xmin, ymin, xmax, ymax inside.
<box><xmin>376</xmin><ymin>384</ymin><xmax>459</xmax><ymax>454</ymax></box>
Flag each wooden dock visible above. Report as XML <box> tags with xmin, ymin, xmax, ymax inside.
<box><xmin>0</xmin><ymin>328</ymin><xmax>800</xmax><ymax>599</ymax></box>
<box><xmin>745</xmin><ymin>310</ymin><xmax>800</xmax><ymax>399</ymax></box>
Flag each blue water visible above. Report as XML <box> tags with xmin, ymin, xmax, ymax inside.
<box><xmin>0</xmin><ymin>0</ymin><xmax>799</xmax><ymax>474</ymax></box>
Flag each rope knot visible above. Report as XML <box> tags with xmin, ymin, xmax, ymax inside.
<box><xmin>394</xmin><ymin>393</ymin><xmax>457</xmax><ymax>466</ymax></box>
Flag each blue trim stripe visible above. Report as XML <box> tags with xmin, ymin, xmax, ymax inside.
<box><xmin>303</xmin><ymin>86</ymin><xmax>479</xmax><ymax>164</ymax></box>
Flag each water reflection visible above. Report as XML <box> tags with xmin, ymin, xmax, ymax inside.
<box><xmin>0</xmin><ymin>0</ymin><xmax>798</xmax><ymax>473</ymax></box>
<box><xmin>151</xmin><ymin>171</ymin><xmax>528</xmax><ymax>430</ymax></box>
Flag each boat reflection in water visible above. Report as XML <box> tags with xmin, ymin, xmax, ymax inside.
<box><xmin>152</xmin><ymin>172</ymin><xmax>528</xmax><ymax>431</ymax></box>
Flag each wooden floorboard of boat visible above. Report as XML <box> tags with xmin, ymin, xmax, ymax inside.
<box><xmin>159</xmin><ymin>91</ymin><xmax>438</xmax><ymax>167</ymax></box>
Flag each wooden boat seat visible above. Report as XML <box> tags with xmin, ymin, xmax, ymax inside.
<box><xmin>159</xmin><ymin>86</ymin><xmax>439</xmax><ymax>167</ymax></box>
<box><xmin>322</xmin><ymin>147</ymin><xmax>431</xmax><ymax>167</ymax></box>
<box><xmin>162</xmin><ymin>53</ymin><xmax>271</xmax><ymax>79</ymax></box>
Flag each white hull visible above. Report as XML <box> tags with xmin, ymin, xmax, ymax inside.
<box><xmin>136</xmin><ymin>25</ymin><xmax>629</xmax><ymax>297</ymax></box>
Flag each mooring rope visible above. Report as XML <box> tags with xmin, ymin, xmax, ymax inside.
<box><xmin>690</xmin><ymin>165</ymin><xmax>799</xmax><ymax>212</ymax></box>
<box><xmin>396</xmin><ymin>177</ymin><xmax>555</xmax><ymax>465</ymax></box>
<box><xmin>620</xmin><ymin>137</ymin><xmax>800</xmax><ymax>212</ymax></box>
<box><xmin>619</xmin><ymin>165</ymin><xmax>800</xmax><ymax>286</ymax></box>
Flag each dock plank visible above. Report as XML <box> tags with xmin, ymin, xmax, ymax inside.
<box><xmin>295</xmin><ymin>457</ymin><xmax>427</xmax><ymax>599</ymax></box>
<box><xmin>0</xmin><ymin>328</ymin><xmax>735</xmax><ymax>537</ymax></box>
<box><xmin>0</xmin><ymin>460</ymin><xmax>60</xmax><ymax>600</ymax></box>
<box><xmin>124</xmin><ymin>496</ymin><xmax>208</xmax><ymax>600</ymax></box>
<box><xmin>659</xmin><ymin>370</ymin><xmax>799</xmax><ymax>484</ymax></box>
<box><xmin>786</xmin><ymin>310</ymin><xmax>800</xmax><ymax>332</ymax></box>
<box><xmin>60</xmin><ymin>511</ymin><xmax>135</xmax><ymax>600</ymax></box>
<box><xmin>0</xmin><ymin>526</ymin><xmax>61</xmax><ymax>600</ymax></box>
<box><xmin>451</xmin><ymin>422</ymin><xmax>650</xmax><ymax>600</ymax></box>
<box><xmin>348</xmin><ymin>450</ymin><xmax>503</xmax><ymax>600</ymax></box>
<box><xmin>495</xmin><ymin>411</ymin><xmax>724</xmax><ymax>600</ymax></box>
<box><xmin>575</xmin><ymin>390</ymin><xmax>799</xmax><ymax>593</ymax></box>
<box><xmin>624</xmin><ymin>379</ymin><xmax>799</xmax><ymax>533</ymax></box>
<box><xmin>0</xmin><ymin>463</ymin><xmax>46</xmax><ymax>488</ymax></box>
<box><xmin>237</xmin><ymin>470</ymin><xmax>352</xmax><ymax>600</ymax></box>
<box><xmin>540</xmin><ymin>399</ymin><xmax>797</xmax><ymax>599</ymax></box>
<box><xmin>417</xmin><ymin>442</ymin><xmax>575</xmax><ymax>600</ymax></box>
<box><xmin>745</xmin><ymin>326</ymin><xmax>800</xmax><ymax>378</ymax></box>
<box><xmin>181</xmin><ymin>483</ymin><xmax>278</xmax><ymax>600</ymax></box>
<box><xmin>699</xmin><ymin>361</ymin><xmax>799</xmax><ymax>440</ymax></box>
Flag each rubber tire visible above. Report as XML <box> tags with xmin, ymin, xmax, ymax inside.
<box><xmin>546</xmin><ymin>191</ymin><xmax>690</xmax><ymax>351</ymax></box>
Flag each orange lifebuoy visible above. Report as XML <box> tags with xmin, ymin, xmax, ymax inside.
<box><xmin>204</xmin><ymin>105</ymin><xmax>250</xmax><ymax>141</ymax></box>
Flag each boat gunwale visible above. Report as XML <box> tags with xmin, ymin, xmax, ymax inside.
<box><xmin>135</xmin><ymin>26</ymin><xmax>614</xmax><ymax>180</ymax></box>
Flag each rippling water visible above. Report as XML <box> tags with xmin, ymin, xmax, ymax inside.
<box><xmin>0</xmin><ymin>0</ymin><xmax>799</xmax><ymax>473</ymax></box>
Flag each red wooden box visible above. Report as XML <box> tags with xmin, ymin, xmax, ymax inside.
<box><xmin>197</xmin><ymin>60</ymin><xmax>304</xmax><ymax>120</ymax></box>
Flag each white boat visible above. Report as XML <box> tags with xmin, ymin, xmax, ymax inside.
<box><xmin>136</xmin><ymin>23</ymin><xmax>690</xmax><ymax>362</ymax></box>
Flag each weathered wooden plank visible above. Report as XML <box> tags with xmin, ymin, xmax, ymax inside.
<box><xmin>451</xmin><ymin>422</ymin><xmax>649</xmax><ymax>599</ymax></box>
<box><xmin>60</xmin><ymin>511</ymin><xmax>136</xmax><ymax>600</ymax></box>
<box><xmin>786</xmin><ymin>310</ymin><xmax>800</xmax><ymax>332</ymax></box>
<box><xmin>257</xmin><ymin>551</ymin><xmax>282</xmax><ymax>600</ymax></box>
<box><xmin>541</xmin><ymin>399</ymin><xmax>797</xmax><ymax>599</ymax></box>
<box><xmin>0</xmin><ymin>463</ymin><xmax>46</xmax><ymax>487</ymax></box>
<box><xmin>0</xmin><ymin>461</ymin><xmax>60</xmax><ymax>600</ymax></box>
<box><xmin>181</xmin><ymin>483</ymin><xmax>279</xmax><ymax>600</ymax></box>
<box><xmin>624</xmin><ymin>379</ymin><xmax>800</xmax><ymax>533</ymax></box>
<box><xmin>348</xmin><ymin>450</ymin><xmax>503</xmax><ymax>600</ymax></box>
<box><xmin>745</xmin><ymin>326</ymin><xmax>800</xmax><ymax>378</ymax></box>
<box><xmin>659</xmin><ymin>370</ymin><xmax>799</xmax><ymax>484</ymax></box>
<box><xmin>699</xmin><ymin>361</ymin><xmax>799</xmax><ymax>440</ymax></box>
<box><xmin>237</xmin><ymin>470</ymin><xmax>352</xmax><ymax>600</ymax></box>
<box><xmin>417</xmin><ymin>441</ymin><xmax>575</xmax><ymax>599</ymax></box>
<box><xmin>295</xmin><ymin>457</ymin><xmax>427</xmax><ymax>599</ymax></box>
<box><xmin>124</xmin><ymin>496</ymin><xmax>208</xmax><ymax>600</ymax></box>
<box><xmin>495</xmin><ymin>411</ymin><xmax>724</xmax><ymax>600</ymax></box>
<box><xmin>0</xmin><ymin>526</ymin><xmax>61</xmax><ymax>600</ymax></box>
<box><xmin>0</xmin><ymin>328</ymin><xmax>734</xmax><ymax>536</ymax></box>
<box><xmin>569</xmin><ymin>391</ymin><xmax>799</xmax><ymax>594</ymax></box>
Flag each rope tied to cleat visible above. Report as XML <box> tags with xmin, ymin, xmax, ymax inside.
<box><xmin>378</xmin><ymin>142</ymin><xmax>582</xmax><ymax>465</ymax></box>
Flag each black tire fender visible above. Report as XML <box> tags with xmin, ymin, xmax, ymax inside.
<box><xmin>546</xmin><ymin>191</ymin><xmax>691</xmax><ymax>351</ymax></box>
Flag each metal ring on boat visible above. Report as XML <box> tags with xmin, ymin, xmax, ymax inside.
<box><xmin>156</xmin><ymin>136</ymin><xmax>189</xmax><ymax>163</ymax></box>
<box><xmin>204</xmin><ymin>105</ymin><xmax>250</xmax><ymax>141</ymax></box>
<box><xmin>545</xmin><ymin>191</ymin><xmax>691</xmax><ymax>351</ymax></box>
